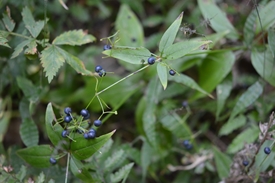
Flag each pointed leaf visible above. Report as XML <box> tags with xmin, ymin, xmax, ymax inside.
<box><xmin>22</xmin><ymin>7</ymin><xmax>44</xmax><ymax>38</ymax></box>
<box><xmin>104</xmin><ymin>149</ymin><xmax>125</xmax><ymax>172</ymax></box>
<box><xmin>243</xmin><ymin>6</ymin><xmax>257</xmax><ymax>46</ymax></box>
<box><xmin>0</xmin><ymin>36</ymin><xmax>10</xmax><ymax>48</ymax></box>
<box><xmin>163</xmin><ymin>40</ymin><xmax>211</xmax><ymax>60</ymax></box>
<box><xmin>53</xmin><ymin>30</ymin><xmax>95</xmax><ymax>46</ymax></box>
<box><xmin>228</xmin><ymin>81</ymin><xmax>263</xmax><ymax>122</ymax></box>
<box><xmin>11</xmin><ymin>39</ymin><xmax>31</xmax><ymax>59</ymax></box>
<box><xmin>198</xmin><ymin>0</ymin><xmax>239</xmax><ymax>40</ymax></box>
<box><xmin>251</xmin><ymin>47</ymin><xmax>275</xmax><ymax>86</ymax></box>
<box><xmin>212</xmin><ymin>146</ymin><xmax>231</xmax><ymax>179</ymax></box>
<box><xmin>16</xmin><ymin>76</ymin><xmax>39</xmax><ymax>102</ymax></box>
<box><xmin>255</xmin><ymin>1</ymin><xmax>275</xmax><ymax>34</ymax></box>
<box><xmin>216</xmin><ymin>78</ymin><xmax>232</xmax><ymax>120</ymax></box>
<box><xmin>159</xmin><ymin>12</ymin><xmax>183</xmax><ymax>54</ymax></box>
<box><xmin>16</xmin><ymin>166</ymin><xmax>27</xmax><ymax>182</ymax></box>
<box><xmin>110</xmin><ymin>163</ymin><xmax>134</xmax><ymax>183</ymax></box>
<box><xmin>157</xmin><ymin>63</ymin><xmax>168</xmax><ymax>90</ymax></box>
<box><xmin>141</xmin><ymin>141</ymin><xmax>154</xmax><ymax>180</ymax></box>
<box><xmin>70</xmin><ymin>155</ymin><xmax>94</xmax><ymax>183</ymax></box>
<box><xmin>219</xmin><ymin>115</ymin><xmax>246</xmax><ymax>136</ymax></box>
<box><xmin>71</xmin><ymin>130</ymin><xmax>116</xmax><ymax>160</ymax></box>
<box><xmin>268</xmin><ymin>28</ymin><xmax>275</xmax><ymax>58</ymax></box>
<box><xmin>20</xmin><ymin>118</ymin><xmax>39</xmax><ymax>147</ymax></box>
<box><xmin>103</xmin><ymin>46</ymin><xmax>151</xmax><ymax>64</ymax></box>
<box><xmin>2</xmin><ymin>13</ymin><xmax>15</xmax><ymax>32</ymax></box>
<box><xmin>37</xmin><ymin>172</ymin><xmax>45</xmax><ymax>183</ymax></box>
<box><xmin>17</xmin><ymin>145</ymin><xmax>54</xmax><ymax>168</ymax></box>
<box><xmin>255</xmin><ymin>141</ymin><xmax>275</xmax><ymax>172</ymax></box>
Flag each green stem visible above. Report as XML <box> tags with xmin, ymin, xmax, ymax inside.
<box><xmin>65</xmin><ymin>153</ymin><xmax>70</xmax><ymax>183</ymax></box>
<box><xmin>97</xmin><ymin>65</ymin><xmax>149</xmax><ymax>96</ymax></box>
<box><xmin>8</xmin><ymin>31</ymin><xmax>31</xmax><ymax>39</ymax></box>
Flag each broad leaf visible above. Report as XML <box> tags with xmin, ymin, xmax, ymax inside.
<box><xmin>141</xmin><ymin>140</ymin><xmax>154</xmax><ymax>180</ymax></box>
<box><xmin>212</xmin><ymin>146</ymin><xmax>231</xmax><ymax>179</ymax></box>
<box><xmin>53</xmin><ymin>30</ymin><xmax>95</xmax><ymax>46</ymax></box>
<box><xmin>163</xmin><ymin>40</ymin><xmax>212</xmax><ymax>60</ymax></box>
<box><xmin>169</xmin><ymin>74</ymin><xmax>213</xmax><ymax>99</ymax></box>
<box><xmin>17</xmin><ymin>145</ymin><xmax>54</xmax><ymax>168</ymax></box>
<box><xmin>219</xmin><ymin>115</ymin><xmax>246</xmax><ymax>136</ymax></box>
<box><xmin>16</xmin><ymin>166</ymin><xmax>27</xmax><ymax>182</ymax></box>
<box><xmin>20</xmin><ymin>118</ymin><xmax>39</xmax><ymax>147</ymax></box>
<box><xmin>70</xmin><ymin>155</ymin><xmax>94</xmax><ymax>183</ymax></box>
<box><xmin>103</xmin><ymin>46</ymin><xmax>151</xmax><ymax>64</ymax></box>
<box><xmin>227</xmin><ymin>125</ymin><xmax>259</xmax><ymax>154</ymax></box>
<box><xmin>268</xmin><ymin>28</ymin><xmax>275</xmax><ymax>58</ymax></box>
<box><xmin>216</xmin><ymin>78</ymin><xmax>232</xmax><ymax>120</ymax></box>
<box><xmin>255</xmin><ymin>141</ymin><xmax>275</xmax><ymax>172</ymax></box>
<box><xmin>2</xmin><ymin>13</ymin><xmax>15</xmax><ymax>32</ymax></box>
<box><xmin>110</xmin><ymin>163</ymin><xmax>134</xmax><ymax>183</ymax></box>
<box><xmin>16</xmin><ymin>76</ymin><xmax>39</xmax><ymax>102</ymax></box>
<box><xmin>11</xmin><ymin>39</ymin><xmax>31</xmax><ymax>59</ymax></box>
<box><xmin>228</xmin><ymin>81</ymin><xmax>263</xmax><ymax>122</ymax></box>
<box><xmin>251</xmin><ymin>47</ymin><xmax>275</xmax><ymax>86</ymax></box>
<box><xmin>104</xmin><ymin>149</ymin><xmax>125</xmax><ymax>172</ymax></box>
<box><xmin>255</xmin><ymin>1</ymin><xmax>275</xmax><ymax>34</ymax></box>
<box><xmin>157</xmin><ymin>63</ymin><xmax>168</xmax><ymax>90</ymax></box>
<box><xmin>159</xmin><ymin>12</ymin><xmax>183</xmax><ymax>54</ymax></box>
<box><xmin>22</xmin><ymin>7</ymin><xmax>44</xmax><ymax>38</ymax></box>
<box><xmin>71</xmin><ymin>130</ymin><xmax>115</xmax><ymax>160</ymax></box>
<box><xmin>198</xmin><ymin>0</ymin><xmax>239</xmax><ymax>40</ymax></box>
<box><xmin>243</xmin><ymin>5</ymin><xmax>257</xmax><ymax>46</ymax></box>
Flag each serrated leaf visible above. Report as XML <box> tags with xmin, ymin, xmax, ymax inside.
<box><xmin>169</xmin><ymin>74</ymin><xmax>213</xmax><ymax>99</ymax></box>
<box><xmin>227</xmin><ymin>125</ymin><xmax>259</xmax><ymax>154</ymax></box>
<box><xmin>20</xmin><ymin>118</ymin><xmax>39</xmax><ymax>147</ymax></box>
<box><xmin>0</xmin><ymin>36</ymin><xmax>10</xmax><ymax>48</ymax></box>
<box><xmin>41</xmin><ymin>45</ymin><xmax>65</xmax><ymax>83</ymax></box>
<box><xmin>104</xmin><ymin>149</ymin><xmax>125</xmax><ymax>172</ymax></box>
<box><xmin>268</xmin><ymin>28</ymin><xmax>275</xmax><ymax>58</ymax></box>
<box><xmin>121</xmin><ymin>144</ymin><xmax>141</xmax><ymax>165</ymax></box>
<box><xmin>16</xmin><ymin>165</ymin><xmax>27</xmax><ymax>181</ymax></box>
<box><xmin>25</xmin><ymin>39</ymin><xmax>37</xmax><ymax>55</ymax></box>
<box><xmin>193</xmin><ymin>51</ymin><xmax>235</xmax><ymax>99</ymax></box>
<box><xmin>53</xmin><ymin>30</ymin><xmax>95</xmax><ymax>46</ymax></box>
<box><xmin>251</xmin><ymin>47</ymin><xmax>275</xmax><ymax>86</ymax></box>
<box><xmin>157</xmin><ymin>63</ymin><xmax>168</xmax><ymax>90</ymax></box>
<box><xmin>163</xmin><ymin>40</ymin><xmax>212</xmax><ymax>60</ymax></box>
<box><xmin>16</xmin><ymin>76</ymin><xmax>39</xmax><ymax>102</ymax></box>
<box><xmin>2</xmin><ymin>13</ymin><xmax>15</xmax><ymax>32</ymax></box>
<box><xmin>159</xmin><ymin>12</ymin><xmax>183</xmax><ymax>54</ymax></box>
<box><xmin>22</xmin><ymin>7</ymin><xmax>44</xmax><ymax>38</ymax></box>
<box><xmin>216</xmin><ymin>78</ymin><xmax>232</xmax><ymax>120</ymax></box>
<box><xmin>212</xmin><ymin>146</ymin><xmax>231</xmax><ymax>179</ymax></box>
<box><xmin>45</xmin><ymin>103</ymin><xmax>65</xmax><ymax>147</ymax></box>
<box><xmin>219</xmin><ymin>115</ymin><xmax>246</xmax><ymax>136</ymax></box>
<box><xmin>198</xmin><ymin>0</ymin><xmax>239</xmax><ymax>40</ymax></box>
<box><xmin>255</xmin><ymin>1</ymin><xmax>275</xmax><ymax>34</ymax></box>
<box><xmin>71</xmin><ymin>130</ymin><xmax>116</xmax><ymax>160</ymax></box>
<box><xmin>11</xmin><ymin>39</ymin><xmax>31</xmax><ymax>59</ymax></box>
<box><xmin>110</xmin><ymin>163</ymin><xmax>134</xmax><ymax>183</ymax></box>
<box><xmin>103</xmin><ymin>46</ymin><xmax>151</xmax><ymax>64</ymax></box>
<box><xmin>37</xmin><ymin>172</ymin><xmax>45</xmax><ymax>183</ymax></box>
<box><xmin>70</xmin><ymin>155</ymin><xmax>94</xmax><ymax>183</ymax></box>
<box><xmin>228</xmin><ymin>81</ymin><xmax>263</xmax><ymax>122</ymax></box>
<box><xmin>17</xmin><ymin>145</ymin><xmax>54</xmax><ymax>168</ymax></box>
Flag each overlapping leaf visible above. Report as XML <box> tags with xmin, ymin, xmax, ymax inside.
<box><xmin>20</xmin><ymin>118</ymin><xmax>39</xmax><ymax>147</ymax></box>
<box><xmin>53</xmin><ymin>30</ymin><xmax>95</xmax><ymax>46</ymax></box>
<box><xmin>110</xmin><ymin>163</ymin><xmax>134</xmax><ymax>183</ymax></box>
<box><xmin>212</xmin><ymin>146</ymin><xmax>231</xmax><ymax>179</ymax></box>
<box><xmin>157</xmin><ymin>63</ymin><xmax>168</xmax><ymax>90</ymax></box>
<box><xmin>70</xmin><ymin>156</ymin><xmax>94</xmax><ymax>183</ymax></box>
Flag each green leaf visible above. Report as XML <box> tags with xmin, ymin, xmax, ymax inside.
<box><xmin>11</xmin><ymin>39</ymin><xmax>31</xmax><ymax>59</ymax></box>
<box><xmin>37</xmin><ymin>172</ymin><xmax>45</xmax><ymax>183</ymax></box>
<box><xmin>157</xmin><ymin>63</ymin><xmax>168</xmax><ymax>90</ymax></box>
<box><xmin>227</xmin><ymin>125</ymin><xmax>259</xmax><ymax>154</ymax></box>
<box><xmin>216</xmin><ymin>78</ymin><xmax>232</xmax><ymax>120</ymax></box>
<box><xmin>268</xmin><ymin>28</ymin><xmax>275</xmax><ymax>58</ymax></box>
<box><xmin>17</xmin><ymin>145</ymin><xmax>54</xmax><ymax>168</ymax></box>
<box><xmin>255</xmin><ymin>140</ymin><xmax>275</xmax><ymax>172</ymax></box>
<box><xmin>219</xmin><ymin>115</ymin><xmax>246</xmax><ymax>136</ymax></box>
<box><xmin>169</xmin><ymin>74</ymin><xmax>213</xmax><ymax>99</ymax></box>
<box><xmin>45</xmin><ymin>103</ymin><xmax>64</xmax><ymax>147</ymax></box>
<box><xmin>110</xmin><ymin>163</ymin><xmax>134</xmax><ymax>183</ymax></box>
<box><xmin>163</xmin><ymin>40</ymin><xmax>212</xmax><ymax>61</ymax></box>
<box><xmin>41</xmin><ymin>45</ymin><xmax>65</xmax><ymax>83</ymax></box>
<box><xmin>193</xmin><ymin>51</ymin><xmax>235</xmax><ymax>99</ymax></box>
<box><xmin>70</xmin><ymin>155</ymin><xmax>94</xmax><ymax>183</ymax></box>
<box><xmin>103</xmin><ymin>46</ymin><xmax>151</xmax><ymax>64</ymax></box>
<box><xmin>104</xmin><ymin>149</ymin><xmax>125</xmax><ymax>172</ymax></box>
<box><xmin>16</xmin><ymin>165</ymin><xmax>27</xmax><ymax>182</ymax></box>
<box><xmin>0</xmin><ymin>36</ymin><xmax>10</xmax><ymax>48</ymax></box>
<box><xmin>53</xmin><ymin>30</ymin><xmax>95</xmax><ymax>46</ymax></box>
<box><xmin>24</xmin><ymin>39</ymin><xmax>37</xmax><ymax>55</ymax></box>
<box><xmin>212</xmin><ymin>146</ymin><xmax>231</xmax><ymax>179</ymax></box>
<box><xmin>16</xmin><ymin>76</ymin><xmax>39</xmax><ymax>102</ymax></box>
<box><xmin>255</xmin><ymin>1</ymin><xmax>275</xmax><ymax>34</ymax></box>
<box><xmin>141</xmin><ymin>140</ymin><xmax>154</xmax><ymax>180</ymax></box>
<box><xmin>197</xmin><ymin>0</ymin><xmax>239</xmax><ymax>40</ymax></box>
<box><xmin>228</xmin><ymin>81</ymin><xmax>263</xmax><ymax>122</ymax></box>
<box><xmin>20</xmin><ymin>118</ymin><xmax>39</xmax><ymax>147</ymax></box>
<box><xmin>243</xmin><ymin>5</ymin><xmax>257</xmax><ymax>46</ymax></box>
<box><xmin>22</xmin><ymin>7</ymin><xmax>44</xmax><ymax>38</ymax></box>
<box><xmin>71</xmin><ymin>130</ymin><xmax>116</xmax><ymax>160</ymax></box>
<box><xmin>2</xmin><ymin>13</ymin><xmax>15</xmax><ymax>32</ymax></box>
<box><xmin>251</xmin><ymin>47</ymin><xmax>275</xmax><ymax>86</ymax></box>
<box><xmin>159</xmin><ymin>12</ymin><xmax>183</xmax><ymax>54</ymax></box>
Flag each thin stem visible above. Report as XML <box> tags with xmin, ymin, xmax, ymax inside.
<box><xmin>65</xmin><ymin>153</ymin><xmax>70</xmax><ymax>183</ymax></box>
<box><xmin>8</xmin><ymin>32</ymin><xmax>31</xmax><ymax>39</ymax></box>
<box><xmin>97</xmin><ymin>65</ymin><xmax>149</xmax><ymax>96</ymax></box>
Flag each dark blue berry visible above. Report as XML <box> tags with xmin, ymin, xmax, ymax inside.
<box><xmin>94</xmin><ymin>119</ymin><xmax>102</xmax><ymax>127</ymax></box>
<box><xmin>83</xmin><ymin>133</ymin><xmax>89</xmax><ymax>139</ymax></box>
<box><xmin>169</xmin><ymin>70</ymin><xmax>176</xmax><ymax>76</ymax></box>
<box><xmin>88</xmin><ymin>130</ymin><xmax>96</xmax><ymax>139</ymax></box>
<box><xmin>243</xmin><ymin>160</ymin><xmax>249</xmax><ymax>166</ymax></box>
<box><xmin>95</xmin><ymin>65</ymin><xmax>103</xmax><ymax>73</ymax></box>
<box><xmin>103</xmin><ymin>44</ymin><xmax>112</xmax><ymax>51</ymax></box>
<box><xmin>182</xmin><ymin>101</ymin><xmax>188</xmax><ymax>108</ymax></box>
<box><xmin>49</xmin><ymin>157</ymin><xmax>57</xmax><ymax>165</ymax></box>
<box><xmin>89</xmin><ymin>128</ymin><xmax>96</xmax><ymax>134</ymax></box>
<box><xmin>61</xmin><ymin>130</ymin><xmax>68</xmax><ymax>138</ymax></box>
<box><xmin>185</xmin><ymin>143</ymin><xmax>193</xmax><ymax>150</ymax></box>
<box><xmin>147</xmin><ymin>56</ymin><xmax>156</xmax><ymax>65</ymax></box>
<box><xmin>98</xmin><ymin>69</ymin><xmax>106</xmax><ymax>77</ymax></box>
<box><xmin>183</xmin><ymin>140</ymin><xmax>190</xmax><ymax>146</ymax></box>
<box><xmin>264</xmin><ymin>147</ymin><xmax>271</xmax><ymax>154</ymax></box>
<box><xmin>64</xmin><ymin>115</ymin><xmax>72</xmax><ymax>123</ymax></box>
<box><xmin>64</xmin><ymin>107</ymin><xmax>72</xmax><ymax>115</ymax></box>
<box><xmin>80</xmin><ymin>109</ymin><xmax>89</xmax><ymax>117</ymax></box>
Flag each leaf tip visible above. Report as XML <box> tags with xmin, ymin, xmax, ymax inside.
<box><xmin>177</xmin><ymin>12</ymin><xmax>184</xmax><ymax>19</ymax></box>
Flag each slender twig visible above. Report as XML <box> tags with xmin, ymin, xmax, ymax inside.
<box><xmin>65</xmin><ymin>153</ymin><xmax>70</xmax><ymax>183</ymax></box>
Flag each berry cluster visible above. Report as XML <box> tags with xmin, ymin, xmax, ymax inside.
<box><xmin>147</xmin><ymin>56</ymin><xmax>176</xmax><ymax>76</ymax></box>
<box><xmin>95</xmin><ymin>65</ymin><xmax>106</xmax><ymax>77</ymax></box>
<box><xmin>183</xmin><ymin>140</ymin><xmax>192</xmax><ymax>150</ymax></box>
<box><xmin>64</xmin><ymin>107</ymin><xmax>72</xmax><ymax>123</ymax></box>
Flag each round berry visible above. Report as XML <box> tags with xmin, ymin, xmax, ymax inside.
<box><xmin>61</xmin><ymin>130</ymin><xmax>68</xmax><ymax>138</ymax></box>
<box><xmin>83</xmin><ymin>133</ymin><xmax>89</xmax><ymax>139</ymax></box>
<box><xmin>89</xmin><ymin>128</ymin><xmax>96</xmax><ymax>134</ymax></box>
<box><xmin>49</xmin><ymin>157</ymin><xmax>57</xmax><ymax>165</ymax></box>
<box><xmin>242</xmin><ymin>160</ymin><xmax>249</xmax><ymax>166</ymax></box>
<box><xmin>80</xmin><ymin>109</ymin><xmax>89</xmax><ymax>118</ymax></box>
<box><xmin>169</xmin><ymin>70</ymin><xmax>176</xmax><ymax>76</ymax></box>
<box><xmin>182</xmin><ymin>101</ymin><xmax>188</xmax><ymax>108</ymax></box>
<box><xmin>183</xmin><ymin>140</ymin><xmax>190</xmax><ymax>146</ymax></box>
<box><xmin>103</xmin><ymin>44</ymin><xmax>112</xmax><ymax>51</ymax></box>
<box><xmin>98</xmin><ymin>69</ymin><xmax>106</xmax><ymax>77</ymax></box>
<box><xmin>88</xmin><ymin>130</ymin><xmax>96</xmax><ymax>139</ymax></box>
<box><xmin>94</xmin><ymin>119</ymin><xmax>102</xmax><ymax>127</ymax></box>
<box><xmin>95</xmin><ymin>65</ymin><xmax>103</xmax><ymax>73</ymax></box>
<box><xmin>185</xmin><ymin>143</ymin><xmax>193</xmax><ymax>150</ymax></box>
<box><xmin>64</xmin><ymin>115</ymin><xmax>72</xmax><ymax>123</ymax></box>
<box><xmin>264</xmin><ymin>147</ymin><xmax>271</xmax><ymax>154</ymax></box>
<box><xmin>147</xmin><ymin>56</ymin><xmax>156</xmax><ymax>65</ymax></box>
<box><xmin>64</xmin><ymin>107</ymin><xmax>72</xmax><ymax>115</ymax></box>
